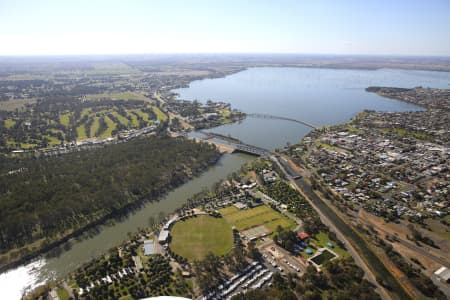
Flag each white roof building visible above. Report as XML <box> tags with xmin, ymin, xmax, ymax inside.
<box><xmin>158</xmin><ymin>229</ymin><xmax>170</xmax><ymax>244</ymax></box>
<box><xmin>434</xmin><ymin>266</ymin><xmax>450</xmax><ymax>283</ymax></box>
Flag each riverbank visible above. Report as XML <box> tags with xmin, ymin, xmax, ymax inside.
<box><xmin>0</xmin><ymin>137</ymin><xmax>222</xmax><ymax>275</ymax></box>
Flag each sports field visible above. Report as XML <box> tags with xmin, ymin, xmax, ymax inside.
<box><xmin>219</xmin><ymin>205</ymin><xmax>296</xmax><ymax>232</ymax></box>
<box><xmin>169</xmin><ymin>215</ymin><xmax>233</xmax><ymax>261</ymax></box>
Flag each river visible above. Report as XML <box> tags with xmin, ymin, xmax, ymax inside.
<box><xmin>2</xmin><ymin>67</ymin><xmax>450</xmax><ymax>298</ymax></box>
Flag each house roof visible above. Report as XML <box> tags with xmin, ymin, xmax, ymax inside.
<box><xmin>158</xmin><ymin>229</ymin><xmax>170</xmax><ymax>243</ymax></box>
<box><xmin>297</xmin><ymin>232</ymin><xmax>310</xmax><ymax>240</ymax></box>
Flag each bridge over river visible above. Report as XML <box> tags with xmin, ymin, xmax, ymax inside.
<box><xmin>246</xmin><ymin>113</ymin><xmax>317</xmax><ymax>129</ymax></box>
<box><xmin>196</xmin><ymin>131</ymin><xmax>272</xmax><ymax>156</ymax></box>
<box><xmin>195</xmin><ymin>113</ymin><xmax>318</xmax><ymax>156</ymax></box>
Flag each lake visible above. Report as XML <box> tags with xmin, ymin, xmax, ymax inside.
<box><xmin>2</xmin><ymin>67</ymin><xmax>450</xmax><ymax>298</ymax></box>
<box><xmin>174</xmin><ymin>67</ymin><xmax>449</xmax><ymax>149</ymax></box>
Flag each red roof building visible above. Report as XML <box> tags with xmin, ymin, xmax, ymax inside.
<box><xmin>297</xmin><ymin>232</ymin><xmax>310</xmax><ymax>240</ymax></box>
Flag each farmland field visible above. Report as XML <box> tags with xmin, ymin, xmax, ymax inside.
<box><xmin>219</xmin><ymin>205</ymin><xmax>296</xmax><ymax>232</ymax></box>
<box><xmin>0</xmin><ymin>98</ymin><xmax>36</xmax><ymax>111</ymax></box>
<box><xmin>85</xmin><ymin>92</ymin><xmax>149</xmax><ymax>102</ymax></box>
<box><xmin>169</xmin><ymin>215</ymin><xmax>233</xmax><ymax>261</ymax></box>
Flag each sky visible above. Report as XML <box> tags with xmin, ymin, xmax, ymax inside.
<box><xmin>0</xmin><ymin>0</ymin><xmax>449</xmax><ymax>56</ymax></box>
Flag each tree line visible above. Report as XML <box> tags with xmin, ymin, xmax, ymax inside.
<box><xmin>0</xmin><ymin>136</ymin><xmax>219</xmax><ymax>255</ymax></box>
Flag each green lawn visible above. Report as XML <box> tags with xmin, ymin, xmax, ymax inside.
<box><xmin>43</xmin><ymin>135</ymin><xmax>61</xmax><ymax>145</ymax></box>
<box><xmin>220</xmin><ymin>205</ymin><xmax>296</xmax><ymax>232</ymax></box>
<box><xmin>99</xmin><ymin>116</ymin><xmax>116</xmax><ymax>138</ymax></box>
<box><xmin>80</xmin><ymin>108</ymin><xmax>91</xmax><ymax>118</ymax></box>
<box><xmin>309</xmin><ymin>231</ymin><xmax>349</xmax><ymax>258</ymax></box>
<box><xmin>169</xmin><ymin>215</ymin><xmax>233</xmax><ymax>261</ymax></box>
<box><xmin>86</xmin><ymin>92</ymin><xmax>149</xmax><ymax>102</ymax></box>
<box><xmin>90</xmin><ymin>117</ymin><xmax>100</xmax><ymax>137</ymax></box>
<box><xmin>20</xmin><ymin>142</ymin><xmax>37</xmax><ymax>149</ymax></box>
<box><xmin>153</xmin><ymin>106</ymin><xmax>167</xmax><ymax>122</ymax></box>
<box><xmin>56</xmin><ymin>288</ymin><xmax>70</xmax><ymax>300</ymax></box>
<box><xmin>76</xmin><ymin>124</ymin><xmax>87</xmax><ymax>139</ymax></box>
<box><xmin>111</xmin><ymin>111</ymin><xmax>129</xmax><ymax>126</ymax></box>
<box><xmin>5</xmin><ymin>119</ymin><xmax>16</xmax><ymax>129</ymax></box>
<box><xmin>127</xmin><ymin>111</ymin><xmax>139</xmax><ymax>127</ymax></box>
<box><xmin>133</xmin><ymin>109</ymin><xmax>150</xmax><ymax>122</ymax></box>
<box><xmin>59</xmin><ymin>112</ymin><xmax>71</xmax><ymax>127</ymax></box>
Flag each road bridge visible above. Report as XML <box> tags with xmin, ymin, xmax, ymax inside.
<box><xmin>197</xmin><ymin>131</ymin><xmax>271</xmax><ymax>156</ymax></box>
<box><xmin>233</xmin><ymin>143</ymin><xmax>271</xmax><ymax>156</ymax></box>
<box><xmin>247</xmin><ymin>113</ymin><xmax>317</xmax><ymax>129</ymax></box>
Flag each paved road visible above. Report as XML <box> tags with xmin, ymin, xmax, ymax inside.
<box><xmin>270</xmin><ymin>155</ymin><xmax>394</xmax><ymax>300</ymax></box>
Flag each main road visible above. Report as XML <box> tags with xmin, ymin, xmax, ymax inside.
<box><xmin>270</xmin><ymin>154</ymin><xmax>405</xmax><ymax>300</ymax></box>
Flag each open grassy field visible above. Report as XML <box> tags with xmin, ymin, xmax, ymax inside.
<box><xmin>4</xmin><ymin>119</ymin><xmax>16</xmax><ymax>129</ymax></box>
<box><xmin>153</xmin><ymin>106</ymin><xmax>167</xmax><ymax>121</ymax></box>
<box><xmin>169</xmin><ymin>215</ymin><xmax>233</xmax><ymax>261</ymax></box>
<box><xmin>111</xmin><ymin>111</ymin><xmax>129</xmax><ymax>126</ymax></box>
<box><xmin>80</xmin><ymin>108</ymin><xmax>91</xmax><ymax>118</ymax></box>
<box><xmin>127</xmin><ymin>111</ymin><xmax>139</xmax><ymax>127</ymax></box>
<box><xmin>43</xmin><ymin>135</ymin><xmax>61</xmax><ymax>146</ymax></box>
<box><xmin>100</xmin><ymin>116</ymin><xmax>116</xmax><ymax>138</ymax></box>
<box><xmin>59</xmin><ymin>112</ymin><xmax>71</xmax><ymax>127</ymax></box>
<box><xmin>129</xmin><ymin>109</ymin><xmax>148</xmax><ymax>122</ymax></box>
<box><xmin>300</xmin><ymin>231</ymin><xmax>349</xmax><ymax>259</ymax></box>
<box><xmin>56</xmin><ymin>288</ymin><xmax>70</xmax><ymax>300</ymax></box>
<box><xmin>73</xmin><ymin>106</ymin><xmax>159</xmax><ymax>140</ymax></box>
<box><xmin>0</xmin><ymin>98</ymin><xmax>36</xmax><ymax>111</ymax></box>
<box><xmin>86</xmin><ymin>92</ymin><xmax>149</xmax><ymax>102</ymax></box>
<box><xmin>2</xmin><ymin>99</ymin><xmax>162</xmax><ymax>148</ymax></box>
<box><xmin>88</xmin><ymin>63</ymin><xmax>141</xmax><ymax>75</ymax></box>
<box><xmin>76</xmin><ymin>124</ymin><xmax>87</xmax><ymax>139</ymax></box>
<box><xmin>89</xmin><ymin>117</ymin><xmax>100</xmax><ymax>137</ymax></box>
<box><xmin>220</xmin><ymin>205</ymin><xmax>296</xmax><ymax>232</ymax></box>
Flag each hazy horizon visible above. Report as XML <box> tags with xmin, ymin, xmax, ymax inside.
<box><xmin>1</xmin><ymin>0</ymin><xmax>449</xmax><ymax>56</ymax></box>
<box><xmin>1</xmin><ymin>53</ymin><xmax>450</xmax><ymax>59</ymax></box>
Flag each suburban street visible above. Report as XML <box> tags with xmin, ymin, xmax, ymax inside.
<box><xmin>270</xmin><ymin>155</ymin><xmax>394</xmax><ymax>300</ymax></box>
